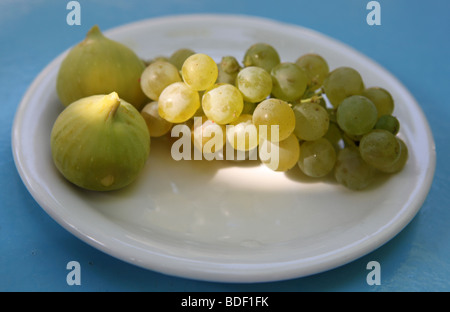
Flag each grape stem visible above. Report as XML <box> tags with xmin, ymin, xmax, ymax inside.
<box><xmin>299</xmin><ymin>94</ymin><xmax>323</xmax><ymax>104</ymax></box>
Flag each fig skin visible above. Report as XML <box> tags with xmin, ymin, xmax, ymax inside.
<box><xmin>56</xmin><ymin>25</ymin><xmax>148</xmax><ymax>110</ymax></box>
<box><xmin>51</xmin><ymin>92</ymin><xmax>150</xmax><ymax>191</ymax></box>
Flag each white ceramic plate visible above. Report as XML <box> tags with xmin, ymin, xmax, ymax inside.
<box><xmin>12</xmin><ymin>14</ymin><xmax>436</xmax><ymax>283</ymax></box>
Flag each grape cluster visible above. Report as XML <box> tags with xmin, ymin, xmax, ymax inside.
<box><xmin>139</xmin><ymin>43</ymin><xmax>408</xmax><ymax>190</ymax></box>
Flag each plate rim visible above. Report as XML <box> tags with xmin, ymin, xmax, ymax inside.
<box><xmin>11</xmin><ymin>13</ymin><xmax>437</xmax><ymax>283</ymax></box>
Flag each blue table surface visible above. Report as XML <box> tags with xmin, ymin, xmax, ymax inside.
<box><xmin>1</xmin><ymin>0</ymin><xmax>449</xmax><ymax>292</ymax></box>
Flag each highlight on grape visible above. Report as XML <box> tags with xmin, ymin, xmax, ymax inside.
<box><xmin>170</xmin><ymin>117</ymin><xmax>280</xmax><ymax>168</ymax></box>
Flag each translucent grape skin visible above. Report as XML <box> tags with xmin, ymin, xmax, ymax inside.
<box><xmin>252</xmin><ymin>98</ymin><xmax>295</xmax><ymax>142</ymax></box>
<box><xmin>323</xmin><ymin>122</ymin><xmax>343</xmax><ymax>152</ymax></box>
<box><xmin>201</xmin><ymin>83</ymin><xmax>244</xmax><ymax>125</ymax></box>
<box><xmin>158</xmin><ymin>82</ymin><xmax>200</xmax><ymax>123</ymax></box>
<box><xmin>216</xmin><ymin>56</ymin><xmax>241</xmax><ymax>85</ymax></box>
<box><xmin>241</xmin><ymin>101</ymin><xmax>257</xmax><ymax>115</ymax></box>
<box><xmin>298</xmin><ymin>138</ymin><xmax>336</xmax><ymax>178</ymax></box>
<box><xmin>362</xmin><ymin>87</ymin><xmax>394</xmax><ymax>118</ymax></box>
<box><xmin>270</xmin><ymin>62</ymin><xmax>308</xmax><ymax>102</ymax></box>
<box><xmin>140</xmin><ymin>101</ymin><xmax>173</xmax><ymax>137</ymax></box>
<box><xmin>169</xmin><ymin>48</ymin><xmax>195</xmax><ymax>71</ymax></box>
<box><xmin>144</xmin><ymin>55</ymin><xmax>169</xmax><ymax>66</ymax></box>
<box><xmin>182</xmin><ymin>53</ymin><xmax>218</xmax><ymax>91</ymax></box>
<box><xmin>323</xmin><ymin>67</ymin><xmax>365</xmax><ymax>108</ymax></box>
<box><xmin>359</xmin><ymin>129</ymin><xmax>401</xmax><ymax>170</ymax></box>
<box><xmin>334</xmin><ymin>147</ymin><xmax>377</xmax><ymax>190</ymax></box>
<box><xmin>379</xmin><ymin>137</ymin><xmax>408</xmax><ymax>173</ymax></box>
<box><xmin>140</xmin><ymin>60</ymin><xmax>181</xmax><ymax>101</ymax></box>
<box><xmin>259</xmin><ymin>133</ymin><xmax>300</xmax><ymax>172</ymax></box>
<box><xmin>191</xmin><ymin>115</ymin><xmax>226</xmax><ymax>155</ymax></box>
<box><xmin>374</xmin><ymin>115</ymin><xmax>400</xmax><ymax>135</ymax></box>
<box><xmin>295</xmin><ymin>53</ymin><xmax>329</xmax><ymax>92</ymax></box>
<box><xmin>293</xmin><ymin>102</ymin><xmax>329</xmax><ymax>141</ymax></box>
<box><xmin>226</xmin><ymin>114</ymin><xmax>259</xmax><ymax>152</ymax></box>
<box><xmin>243</xmin><ymin>43</ymin><xmax>281</xmax><ymax>73</ymax></box>
<box><xmin>336</xmin><ymin>95</ymin><xmax>378</xmax><ymax>136</ymax></box>
<box><xmin>236</xmin><ymin>66</ymin><xmax>272</xmax><ymax>103</ymax></box>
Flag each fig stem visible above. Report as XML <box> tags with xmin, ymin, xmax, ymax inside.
<box><xmin>104</xmin><ymin>92</ymin><xmax>121</xmax><ymax>121</ymax></box>
<box><xmin>86</xmin><ymin>25</ymin><xmax>103</xmax><ymax>38</ymax></box>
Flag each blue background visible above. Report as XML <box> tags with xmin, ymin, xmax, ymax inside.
<box><xmin>1</xmin><ymin>0</ymin><xmax>449</xmax><ymax>292</ymax></box>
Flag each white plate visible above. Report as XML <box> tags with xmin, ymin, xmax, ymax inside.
<box><xmin>12</xmin><ymin>14</ymin><xmax>436</xmax><ymax>283</ymax></box>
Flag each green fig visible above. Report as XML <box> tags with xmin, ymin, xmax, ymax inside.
<box><xmin>51</xmin><ymin>92</ymin><xmax>150</xmax><ymax>191</ymax></box>
<box><xmin>56</xmin><ymin>25</ymin><xmax>148</xmax><ymax>110</ymax></box>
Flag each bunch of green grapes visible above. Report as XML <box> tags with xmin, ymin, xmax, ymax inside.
<box><xmin>320</xmin><ymin>68</ymin><xmax>407</xmax><ymax>190</ymax></box>
<box><xmin>137</xmin><ymin>44</ymin><xmax>408</xmax><ymax>191</ymax></box>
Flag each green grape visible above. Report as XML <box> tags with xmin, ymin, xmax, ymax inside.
<box><xmin>182</xmin><ymin>53</ymin><xmax>218</xmax><ymax>91</ymax></box>
<box><xmin>334</xmin><ymin>147</ymin><xmax>377</xmax><ymax>190</ymax></box>
<box><xmin>252</xmin><ymin>98</ymin><xmax>295</xmax><ymax>142</ymax></box>
<box><xmin>226</xmin><ymin>114</ymin><xmax>259</xmax><ymax>151</ymax></box>
<box><xmin>144</xmin><ymin>55</ymin><xmax>169</xmax><ymax>66</ymax></box>
<box><xmin>140</xmin><ymin>101</ymin><xmax>173</xmax><ymax>137</ymax></box>
<box><xmin>323</xmin><ymin>67</ymin><xmax>365</xmax><ymax>108</ymax></box>
<box><xmin>271</xmin><ymin>62</ymin><xmax>308</xmax><ymax>102</ymax></box>
<box><xmin>323</xmin><ymin>122</ymin><xmax>343</xmax><ymax>151</ymax></box>
<box><xmin>374</xmin><ymin>115</ymin><xmax>400</xmax><ymax>135</ymax></box>
<box><xmin>219</xmin><ymin>55</ymin><xmax>241</xmax><ymax>74</ymax></box>
<box><xmin>362</xmin><ymin>87</ymin><xmax>394</xmax><ymax>118</ymax></box>
<box><xmin>259</xmin><ymin>133</ymin><xmax>300</xmax><ymax>172</ymax></box>
<box><xmin>191</xmin><ymin>115</ymin><xmax>226</xmax><ymax>155</ymax></box>
<box><xmin>241</xmin><ymin>101</ymin><xmax>257</xmax><ymax>115</ymax></box>
<box><xmin>192</xmin><ymin>101</ymin><xmax>204</xmax><ymax>118</ymax></box>
<box><xmin>295</xmin><ymin>53</ymin><xmax>329</xmax><ymax>92</ymax></box>
<box><xmin>336</xmin><ymin>95</ymin><xmax>378</xmax><ymax>136</ymax></box>
<box><xmin>243</xmin><ymin>43</ymin><xmax>280</xmax><ymax>72</ymax></box>
<box><xmin>158</xmin><ymin>82</ymin><xmax>200</xmax><ymax>123</ymax></box>
<box><xmin>317</xmin><ymin>96</ymin><xmax>328</xmax><ymax>110</ymax></box>
<box><xmin>298</xmin><ymin>138</ymin><xmax>336</xmax><ymax>178</ymax></box>
<box><xmin>359</xmin><ymin>129</ymin><xmax>401</xmax><ymax>170</ymax></box>
<box><xmin>293</xmin><ymin>102</ymin><xmax>329</xmax><ymax>141</ymax></box>
<box><xmin>216</xmin><ymin>56</ymin><xmax>241</xmax><ymax>85</ymax></box>
<box><xmin>140</xmin><ymin>60</ymin><xmax>182</xmax><ymax>101</ymax></box>
<box><xmin>236</xmin><ymin>66</ymin><xmax>272</xmax><ymax>103</ymax></box>
<box><xmin>201</xmin><ymin>83</ymin><xmax>244</xmax><ymax>124</ymax></box>
<box><xmin>378</xmin><ymin>138</ymin><xmax>408</xmax><ymax>173</ymax></box>
<box><xmin>344</xmin><ymin>132</ymin><xmax>363</xmax><ymax>143</ymax></box>
<box><xmin>299</xmin><ymin>90</ymin><xmax>315</xmax><ymax>100</ymax></box>
<box><xmin>326</xmin><ymin>108</ymin><xmax>337</xmax><ymax>123</ymax></box>
<box><xmin>169</xmin><ymin>48</ymin><xmax>195</xmax><ymax>71</ymax></box>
